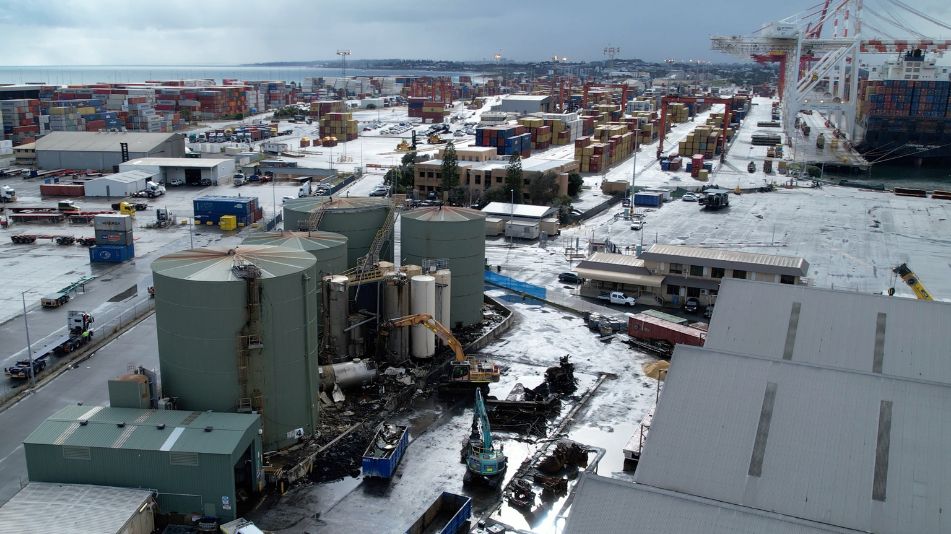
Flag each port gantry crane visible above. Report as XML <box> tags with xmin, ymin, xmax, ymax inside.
<box><xmin>710</xmin><ymin>0</ymin><xmax>951</xmax><ymax>147</ymax></box>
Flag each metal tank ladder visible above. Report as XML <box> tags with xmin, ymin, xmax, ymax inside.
<box><xmin>233</xmin><ymin>260</ymin><xmax>265</xmax><ymax>415</ymax></box>
<box><xmin>299</xmin><ymin>199</ymin><xmax>330</xmax><ymax>232</ymax></box>
<box><xmin>347</xmin><ymin>206</ymin><xmax>399</xmax><ymax>292</ymax></box>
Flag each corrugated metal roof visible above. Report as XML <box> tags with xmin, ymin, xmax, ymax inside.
<box><xmin>403</xmin><ymin>206</ymin><xmax>485</xmax><ymax>222</ymax></box>
<box><xmin>502</xmin><ymin>95</ymin><xmax>551</xmax><ymax>101</ymax></box>
<box><xmin>564</xmin><ymin>474</ymin><xmax>859</xmax><ymax>534</ymax></box>
<box><xmin>708</xmin><ymin>279</ymin><xmax>951</xmax><ymax>383</ymax></box>
<box><xmin>0</xmin><ymin>482</ymin><xmax>153</xmax><ymax>534</ymax></box>
<box><xmin>86</xmin><ymin>170</ymin><xmax>152</xmax><ymax>185</ymax></box>
<box><xmin>35</xmin><ymin>131</ymin><xmax>180</xmax><ymax>153</ymax></box>
<box><xmin>284</xmin><ymin>196</ymin><xmax>390</xmax><ymax>213</ymax></box>
<box><xmin>481</xmin><ymin>202</ymin><xmax>554</xmax><ymax>219</ymax></box>
<box><xmin>24</xmin><ymin>406</ymin><xmax>259</xmax><ymax>455</ymax></box>
<box><xmin>575</xmin><ymin>253</ymin><xmax>658</xmax><ymax>285</ymax></box>
<box><xmin>641</xmin><ymin>244</ymin><xmax>809</xmax><ymax>276</ymax></box>
<box><xmin>635</xmin><ymin>346</ymin><xmax>951</xmax><ymax>534</ymax></box>
<box><xmin>574</xmin><ymin>268</ymin><xmax>664</xmax><ymax>288</ymax></box>
<box><xmin>241</xmin><ymin>230</ymin><xmax>347</xmax><ymax>251</ymax></box>
<box><xmin>584</xmin><ymin>252</ymin><xmax>646</xmax><ymax>268</ymax></box>
<box><xmin>151</xmin><ymin>245</ymin><xmax>316</xmax><ymax>281</ymax></box>
<box><xmin>123</xmin><ymin>157</ymin><xmax>230</xmax><ymax>168</ymax></box>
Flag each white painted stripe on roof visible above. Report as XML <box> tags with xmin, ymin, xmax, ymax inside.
<box><xmin>78</xmin><ymin>406</ymin><xmax>104</xmax><ymax>421</ymax></box>
<box><xmin>159</xmin><ymin>427</ymin><xmax>185</xmax><ymax>452</ymax></box>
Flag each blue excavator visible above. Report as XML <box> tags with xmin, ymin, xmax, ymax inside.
<box><xmin>462</xmin><ymin>388</ymin><xmax>507</xmax><ymax>487</ymax></box>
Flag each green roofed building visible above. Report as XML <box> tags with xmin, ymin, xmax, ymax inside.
<box><xmin>23</xmin><ymin>405</ymin><xmax>262</xmax><ymax>522</ymax></box>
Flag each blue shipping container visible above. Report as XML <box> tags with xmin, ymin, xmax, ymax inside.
<box><xmin>362</xmin><ymin>425</ymin><xmax>410</xmax><ymax>479</ymax></box>
<box><xmin>89</xmin><ymin>244</ymin><xmax>134</xmax><ymax>263</ymax></box>
<box><xmin>634</xmin><ymin>192</ymin><xmax>664</xmax><ymax>207</ymax></box>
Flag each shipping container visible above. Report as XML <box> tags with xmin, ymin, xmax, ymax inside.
<box><xmin>94</xmin><ymin>230</ymin><xmax>134</xmax><ymax>246</ymax></box>
<box><xmin>89</xmin><ymin>243</ymin><xmax>134</xmax><ymax>263</ymax></box>
<box><xmin>93</xmin><ymin>214</ymin><xmax>134</xmax><ymax>232</ymax></box>
<box><xmin>633</xmin><ymin>192</ymin><xmax>664</xmax><ymax>207</ymax></box>
<box><xmin>39</xmin><ymin>184</ymin><xmax>85</xmax><ymax>197</ymax></box>
<box><xmin>627</xmin><ymin>313</ymin><xmax>706</xmax><ymax>350</ymax></box>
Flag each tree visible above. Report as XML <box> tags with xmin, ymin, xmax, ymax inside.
<box><xmin>552</xmin><ymin>195</ymin><xmax>575</xmax><ymax>224</ymax></box>
<box><xmin>567</xmin><ymin>172</ymin><xmax>584</xmax><ymax>197</ymax></box>
<box><xmin>440</xmin><ymin>141</ymin><xmax>460</xmax><ymax>193</ymax></box>
<box><xmin>527</xmin><ymin>171</ymin><xmax>559</xmax><ymax>205</ymax></box>
<box><xmin>482</xmin><ymin>187</ymin><xmax>510</xmax><ymax>204</ymax></box>
<box><xmin>504</xmin><ymin>153</ymin><xmax>523</xmax><ymax>201</ymax></box>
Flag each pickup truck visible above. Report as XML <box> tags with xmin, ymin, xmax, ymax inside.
<box><xmin>598</xmin><ymin>291</ymin><xmax>637</xmax><ymax>307</ymax></box>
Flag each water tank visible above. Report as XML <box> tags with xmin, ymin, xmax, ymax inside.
<box><xmin>401</xmin><ymin>206</ymin><xmax>486</xmax><ymax>326</ymax></box>
<box><xmin>152</xmin><ymin>245</ymin><xmax>320</xmax><ymax>451</ymax></box>
<box><xmin>410</xmin><ymin>275</ymin><xmax>436</xmax><ymax>358</ymax></box>
<box><xmin>283</xmin><ymin>197</ymin><xmax>393</xmax><ymax>269</ymax></box>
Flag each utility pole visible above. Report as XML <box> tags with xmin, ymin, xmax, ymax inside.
<box><xmin>21</xmin><ymin>291</ymin><xmax>35</xmax><ymax>390</ymax></box>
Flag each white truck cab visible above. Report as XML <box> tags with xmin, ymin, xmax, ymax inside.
<box><xmin>600</xmin><ymin>291</ymin><xmax>636</xmax><ymax>307</ymax></box>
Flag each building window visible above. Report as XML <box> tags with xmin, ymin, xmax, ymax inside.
<box><xmin>780</xmin><ymin>274</ymin><xmax>796</xmax><ymax>285</ymax></box>
<box><xmin>687</xmin><ymin>287</ymin><xmax>701</xmax><ymax>298</ymax></box>
<box><xmin>474</xmin><ymin>175</ymin><xmax>481</xmax><ymax>185</ymax></box>
<box><xmin>523</xmin><ymin>178</ymin><xmax>530</xmax><ymax>186</ymax></box>
<box><xmin>689</xmin><ymin>265</ymin><xmax>704</xmax><ymax>277</ymax></box>
<box><xmin>666</xmin><ymin>284</ymin><xmax>681</xmax><ymax>296</ymax></box>
<box><xmin>669</xmin><ymin>263</ymin><xmax>684</xmax><ymax>275</ymax></box>
<box><xmin>711</xmin><ymin>267</ymin><xmax>725</xmax><ymax>279</ymax></box>
<box><xmin>732</xmin><ymin>269</ymin><xmax>747</xmax><ymax>279</ymax></box>
<box><xmin>495</xmin><ymin>176</ymin><xmax>502</xmax><ymax>184</ymax></box>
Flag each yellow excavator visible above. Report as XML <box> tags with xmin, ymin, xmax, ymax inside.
<box><xmin>888</xmin><ymin>263</ymin><xmax>933</xmax><ymax>301</ymax></box>
<box><xmin>381</xmin><ymin>313</ymin><xmax>501</xmax><ymax>385</ymax></box>
<box><xmin>395</xmin><ymin>139</ymin><xmax>412</xmax><ymax>152</ymax></box>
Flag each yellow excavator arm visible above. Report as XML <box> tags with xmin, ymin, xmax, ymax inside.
<box><xmin>383</xmin><ymin>313</ymin><xmax>467</xmax><ymax>362</ymax></box>
<box><xmin>892</xmin><ymin>263</ymin><xmax>933</xmax><ymax>301</ymax></box>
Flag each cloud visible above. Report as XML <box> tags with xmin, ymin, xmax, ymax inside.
<box><xmin>0</xmin><ymin>0</ymin><xmax>948</xmax><ymax>65</ymax></box>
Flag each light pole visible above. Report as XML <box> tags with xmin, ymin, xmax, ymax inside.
<box><xmin>21</xmin><ymin>291</ymin><xmax>35</xmax><ymax>389</ymax></box>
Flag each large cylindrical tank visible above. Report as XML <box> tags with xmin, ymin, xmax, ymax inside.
<box><xmin>434</xmin><ymin>269</ymin><xmax>452</xmax><ymax>328</ymax></box>
<box><xmin>401</xmin><ymin>206</ymin><xmax>486</xmax><ymax>327</ymax></box>
<box><xmin>410</xmin><ymin>275</ymin><xmax>436</xmax><ymax>358</ymax></box>
<box><xmin>242</xmin><ymin>231</ymin><xmax>348</xmax><ymax>325</ymax></box>
<box><xmin>318</xmin><ymin>360</ymin><xmax>378</xmax><ymax>392</ymax></box>
<box><xmin>152</xmin><ymin>245</ymin><xmax>320</xmax><ymax>451</ymax></box>
<box><xmin>283</xmin><ymin>197</ymin><xmax>394</xmax><ymax>269</ymax></box>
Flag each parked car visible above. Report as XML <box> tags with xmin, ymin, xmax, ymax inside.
<box><xmin>684</xmin><ymin>297</ymin><xmax>700</xmax><ymax>313</ymax></box>
<box><xmin>631</xmin><ymin>220</ymin><xmax>645</xmax><ymax>231</ymax></box>
<box><xmin>681</xmin><ymin>193</ymin><xmax>698</xmax><ymax>202</ymax></box>
<box><xmin>558</xmin><ymin>272</ymin><xmax>582</xmax><ymax>284</ymax></box>
<box><xmin>168</xmin><ymin>178</ymin><xmax>185</xmax><ymax>186</ymax></box>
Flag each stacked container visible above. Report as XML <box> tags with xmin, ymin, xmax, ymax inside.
<box><xmin>0</xmin><ymin>99</ymin><xmax>41</xmax><ymax>145</ymax></box>
<box><xmin>89</xmin><ymin>214</ymin><xmax>135</xmax><ymax>263</ymax></box>
<box><xmin>475</xmin><ymin>125</ymin><xmax>531</xmax><ymax>156</ymax></box>
<box><xmin>319</xmin><ymin>111</ymin><xmax>359</xmax><ymax>141</ymax></box>
<box><xmin>193</xmin><ymin>196</ymin><xmax>263</xmax><ymax>227</ymax></box>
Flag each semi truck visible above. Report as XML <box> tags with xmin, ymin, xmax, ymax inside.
<box><xmin>5</xmin><ymin>311</ymin><xmax>94</xmax><ymax>379</ymax></box>
<box><xmin>0</xmin><ymin>185</ymin><xmax>16</xmax><ymax>202</ymax></box>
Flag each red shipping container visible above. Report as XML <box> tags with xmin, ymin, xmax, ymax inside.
<box><xmin>627</xmin><ymin>313</ymin><xmax>706</xmax><ymax>348</ymax></box>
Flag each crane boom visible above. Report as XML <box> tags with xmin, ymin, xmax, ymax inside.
<box><xmin>474</xmin><ymin>388</ymin><xmax>492</xmax><ymax>450</ymax></box>
<box><xmin>383</xmin><ymin>313</ymin><xmax>466</xmax><ymax>362</ymax></box>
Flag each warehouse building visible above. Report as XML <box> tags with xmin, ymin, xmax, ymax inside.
<box><xmin>494</xmin><ymin>94</ymin><xmax>553</xmax><ymax>115</ymax></box>
<box><xmin>0</xmin><ymin>482</ymin><xmax>155</xmax><ymax>534</ymax></box>
<box><xmin>83</xmin><ymin>170</ymin><xmax>152</xmax><ymax>197</ymax></box>
<box><xmin>120</xmin><ymin>157</ymin><xmax>235</xmax><ymax>186</ymax></box>
<box><xmin>576</xmin><ymin>245</ymin><xmax>809</xmax><ymax>306</ymax></box>
<box><xmin>480</xmin><ymin>202</ymin><xmax>559</xmax><ymax>239</ymax></box>
<box><xmin>35</xmin><ymin>131</ymin><xmax>185</xmax><ymax>171</ymax></box>
<box><xmin>23</xmin><ymin>405</ymin><xmax>262</xmax><ymax>522</ymax></box>
<box><xmin>564</xmin><ymin>280</ymin><xmax>951</xmax><ymax>534</ymax></box>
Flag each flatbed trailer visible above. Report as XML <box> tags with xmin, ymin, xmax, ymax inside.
<box><xmin>11</xmin><ymin>234</ymin><xmax>95</xmax><ymax>245</ymax></box>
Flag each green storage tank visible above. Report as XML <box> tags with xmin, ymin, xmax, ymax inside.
<box><xmin>151</xmin><ymin>245</ymin><xmax>320</xmax><ymax>451</ymax></box>
<box><xmin>401</xmin><ymin>206</ymin><xmax>486</xmax><ymax>327</ymax></box>
<box><xmin>283</xmin><ymin>197</ymin><xmax>394</xmax><ymax>269</ymax></box>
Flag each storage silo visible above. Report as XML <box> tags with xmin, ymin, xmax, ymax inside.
<box><xmin>241</xmin><ymin>231</ymin><xmax>348</xmax><ymax>276</ymax></box>
<box><xmin>283</xmin><ymin>197</ymin><xmax>394</xmax><ymax>269</ymax></box>
<box><xmin>152</xmin><ymin>245</ymin><xmax>320</xmax><ymax>451</ymax></box>
<box><xmin>411</xmin><ymin>275</ymin><xmax>436</xmax><ymax>358</ymax></box>
<box><xmin>401</xmin><ymin>206</ymin><xmax>486</xmax><ymax>327</ymax></box>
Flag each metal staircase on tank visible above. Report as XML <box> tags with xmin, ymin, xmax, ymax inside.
<box><xmin>298</xmin><ymin>200</ymin><xmax>330</xmax><ymax>232</ymax></box>
<box><xmin>233</xmin><ymin>260</ymin><xmax>265</xmax><ymax>415</ymax></box>
<box><xmin>343</xmin><ymin>205</ymin><xmax>399</xmax><ymax>290</ymax></box>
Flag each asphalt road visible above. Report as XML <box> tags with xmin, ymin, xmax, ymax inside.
<box><xmin>0</xmin><ymin>316</ymin><xmax>159</xmax><ymax>504</ymax></box>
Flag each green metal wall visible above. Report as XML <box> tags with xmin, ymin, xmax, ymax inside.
<box><xmin>283</xmin><ymin>198</ymin><xmax>394</xmax><ymax>269</ymax></box>
<box><xmin>401</xmin><ymin>208</ymin><xmax>487</xmax><ymax>326</ymax></box>
<box><xmin>152</xmin><ymin>248</ymin><xmax>320</xmax><ymax>451</ymax></box>
<box><xmin>23</xmin><ymin>428</ymin><xmax>262</xmax><ymax>522</ymax></box>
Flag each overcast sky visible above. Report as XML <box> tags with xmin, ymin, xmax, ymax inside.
<box><xmin>0</xmin><ymin>0</ymin><xmax>949</xmax><ymax>65</ymax></box>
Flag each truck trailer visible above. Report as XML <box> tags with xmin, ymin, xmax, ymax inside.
<box><xmin>625</xmin><ymin>312</ymin><xmax>706</xmax><ymax>356</ymax></box>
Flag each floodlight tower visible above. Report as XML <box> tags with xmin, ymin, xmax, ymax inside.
<box><xmin>336</xmin><ymin>49</ymin><xmax>352</xmax><ymax>77</ymax></box>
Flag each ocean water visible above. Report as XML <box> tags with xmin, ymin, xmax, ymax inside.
<box><xmin>0</xmin><ymin>65</ymin><xmax>476</xmax><ymax>85</ymax></box>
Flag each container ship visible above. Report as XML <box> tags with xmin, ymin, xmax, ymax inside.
<box><xmin>855</xmin><ymin>50</ymin><xmax>951</xmax><ymax>164</ymax></box>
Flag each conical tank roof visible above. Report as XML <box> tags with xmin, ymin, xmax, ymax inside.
<box><xmin>151</xmin><ymin>245</ymin><xmax>316</xmax><ymax>281</ymax></box>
